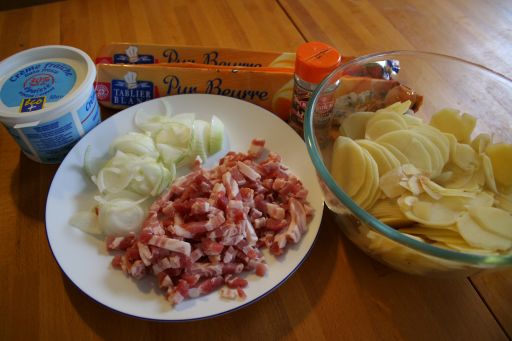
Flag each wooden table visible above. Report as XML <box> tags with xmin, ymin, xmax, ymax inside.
<box><xmin>1</xmin><ymin>0</ymin><xmax>511</xmax><ymax>339</ymax></box>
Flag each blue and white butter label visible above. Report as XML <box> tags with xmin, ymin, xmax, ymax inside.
<box><xmin>111</xmin><ymin>79</ymin><xmax>154</xmax><ymax>106</ymax></box>
<box><xmin>0</xmin><ymin>61</ymin><xmax>77</xmax><ymax>111</ymax></box>
<box><xmin>113</xmin><ymin>53</ymin><xmax>155</xmax><ymax>64</ymax></box>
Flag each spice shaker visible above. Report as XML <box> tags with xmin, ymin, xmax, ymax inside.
<box><xmin>289</xmin><ymin>42</ymin><xmax>341</xmax><ymax>141</ymax></box>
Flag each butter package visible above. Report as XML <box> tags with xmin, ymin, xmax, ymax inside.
<box><xmin>95</xmin><ymin>63</ymin><xmax>295</xmax><ymax>120</ymax></box>
<box><xmin>95</xmin><ymin>61</ymin><xmax>423</xmax><ymax>122</ymax></box>
<box><xmin>96</xmin><ymin>43</ymin><xmax>296</xmax><ymax>69</ymax></box>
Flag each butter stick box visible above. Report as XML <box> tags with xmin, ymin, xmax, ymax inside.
<box><xmin>96</xmin><ymin>43</ymin><xmax>296</xmax><ymax>69</ymax></box>
<box><xmin>95</xmin><ymin>63</ymin><xmax>295</xmax><ymax>120</ymax></box>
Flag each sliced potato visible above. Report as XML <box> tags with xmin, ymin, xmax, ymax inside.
<box><xmin>352</xmin><ymin>149</ymin><xmax>380</xmax><ymax>209</ymax></box>
<box><xmin>403</xmin><ymin>114</ymin><xmax>424</xmax><ymax>127</ymax></box>
<box><xmin>457</xmin><ymin>212</ymin><xmax>512</xmax><ymax>251</ymax></box>
<box><xmin>379</xmin><ymin>166</ymin><xmax>407</xmax><ymax>198</ymax></box>
<box><xmin>444</xmin><ymin>132</ymin><xmax>457</xmax><ymax>161</ymax></box>
<box><xmin>435</xmin><ymin>162</ymin><xmax>476</xmax><ymax>190</ymax></box>
<box><xmin>341</xmin><ymin>112</ymin><xmax>374</xmax><ymax>139</ymax></box>
<box><xmin>471</xmin><ymin>133</ymin><xmax>492</xmax><ymax>154</ymax></box>
<box><xmin>377</xmin><ymin>100</ymin><xmax>411</xmax><ymax>115</ymax></box>
<box><xmin>376</xmin><ymin>130</ymin><xmax>433</xmax><ymax>175</ymax></box>
<box><xmin>331</xmin><ymin>136</ymin><xmax>368</xmax><ymax>196</ymax></box>
<box><xmin>397</xmin><ymin>194</ymin><xmax>461</xmax><ymax>226</ymax></box>
<box><xmin>452</xmin><ymin>143</ymin><xmax>479</xmax><ymax>172</ymax></box>
<box><xmin>412</xmin><ymin>125</ymin><xmax>450</xmax><ymax>165</ymax></box>
<box><xmin>365</xmin><ymin>119</ymin><xmax>406</xmax><ymax>140</ymax></box>
<box><xmin>412</xmin><ymin>132</ymin><xmax>444</xmax><ymax>177</ymax></box>
<box><xmin>486</xmin><ymin>143</ymin><xmax>512</xmax><ymax>187</ymax></box>
<box><xmin>369</xmin><ymin>199</ymin><xmax>411</xmax><ymax>226</ymax></box>
<box><xmin>378</xmin><ymin>142</ymin><xmax>409</xmax><ymax>165</ymax></box>
<box><xmin>430</xmin><ymin>109</ymin><xmax>476</xmax><ymax>143</ymax></box>
<box><xmin>470</xmin><ymin>206</ymin><xmax>512</xmax><ymax>239</ymax></box>
<box><xmin>480</xmin><ymin>154</ymin><xmax>498</xmax><ymax>193</ymax></box>
<box><xmin>356</xmin><ymin>139</ymin><xmax>401</xmax><ymax>176</ymax></box>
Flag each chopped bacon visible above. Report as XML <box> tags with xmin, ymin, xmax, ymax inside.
<box><xmin>201</xmin><ymin>239</ymin><xmax>224</xmax><ymax>255</ymax></box>
<box><xmin>147</xmin><ymin>236</ymin><xmax>191</xmax><ymax>256</ymax></box>
<box><xmin>190</xmin><ymin>198</ymin><xmax>211</xmax><ymax>215</ymax></box>
<box><xmin>255</xmin><ymin>262</ymin><xmax>268</xmax><ymax>277</ymax></box>
<box><xmin>248</xmin><ymin>138</ymin><xmax>265</xmax><ymax>158</ymax></box>
<box><xmin>129</xmin><ymin>260</ymin><xmax>146</xmax><ymax>279</ymax></box>
<box><xmin>138</xmin><ymin>242</ymin><xmax>153</xmax><ymax>266</ymax></box>
<box><xmin>190</xmin><ymin>248</ymin><xmax>204</xmax><ymax>263</ymax></box>
<box><xmin>106</xmin><ymin>233</ymin><xmax>136</xmax><ymax>251</ymax></box>
<box><xmin>222</xmin><ymin>172</ymin><xmax>240</xmax><ymax>200</ymax></box>
<box><xmin>237</xmin><ymin>161</ymin><xmax>261</xmax><ymax>182</ymax></box>
<box><xmin>225</xmin><ymin>274</ymin><xmax>248</xmax><ymax>288</ymax></box>
<box><xmin>266</xmin><ymin>203</ymin><xmax>285</xmax><ymax>220</ymax></box>
<box><xmin>107</xmin><ymin>139</ymin><xmax>313</xmax><ymax>306</ymax></box>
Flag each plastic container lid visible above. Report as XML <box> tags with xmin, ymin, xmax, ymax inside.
<box><xmin>294</xmin><ymin>42</ymin><xmax>341</xmax><ymax>84</ymax></box>
<box><xmin>0</xmin><ymin>45</ymin><xmax>95</xmax><ymax>120</ymax></box>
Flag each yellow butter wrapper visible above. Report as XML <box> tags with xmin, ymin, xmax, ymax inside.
<box><xmin>95</xmin><ymin>64</ymin><xmax>295</xmax><ymax>120</ymax></box>
<box><xmin>96</xmin><ymin>43</ymin><xmax>295</xmax><ymax>69</ymax></box>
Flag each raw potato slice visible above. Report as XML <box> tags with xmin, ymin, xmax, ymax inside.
<box><xmin>465</xmin><ymin>190</ymin><xmax>495</xmax><ymax>208</ymax></box>
<box><xmin>365</xmin><ymin>111</ymin><xmax>407</xmax><ymax>140</ymax></box>
<box><xmin>452</xmin><ymin>143</ymin><xmax>479</xmax><ymax>172</ymax></box>
<box><xmin>471</xmin><ymin>133</ymin><xmax>491</xmax><ymax>154</ymax></box>
<box><xmin>356</xmin><ymin>139</ymin><xmax>401</xmax><ymax>176</ymax></box>
<box><xmin>442</xmin><ymin>243</ymin><xmax>499</xmax><ymax>255</ymax></box>
<box><xmin>376</xmin><ymin>130</ymin><xmax>433</xmax><ymax>175</ymax></box>
<box><xmin>369</xmin><ymin>199</ymin><xmax>411</xmax><ymax>226</ymax></box>
<box><xmin>485</xmin><ymin>143</ymin><xmax>512</xmax><ymax>186</ymax></box>
<box><xmin>379</xmin><ymin>166</ymin><xmax>408</xmax><ymax>198</ymax></box>
<box><xmin>435</xmin><ymin>163</ymin><xmax>475</xmax><ymax>190</ymax></box>
<box><xmin>397</xmin><ymin>194</ymin><xmax>461</xmax><ymax>226</ymax></box>
<box><xmin>331</xmin><ymin>136</ymin><xmax>368</xmax><ymax>196</ymax></box>
<box><xmin>470</xmin><ymin>206</ymin><xmax>512</xmax><ymax>239</ymax></box>
<box><xmin>365</xmin><ymin>119</ymin><xmax>405</xmax><ymax>140</ymax></box>
<box><xmin>444</xmin><ymin>132</ymin><xmax>457</xmax><ymax>161</ymax></box>
<box><xmin>403</xmin><ymin>114</ymin><xmax>424</xmax><ymax>127</ymax></box>
<box><xmin>457</xmin><ymin>212</ymin><xmax>512</xmax><ymax>251</ymax></box>
<box><xmin>377</xmin><ymin>100</ymin><xmax>411</xmax><ymax>115</ymax></box>
<box><xmin>398</xmin><ymin>227</ymin><xmax>462</xmax><ymax>243</ymax></box>
<box><xmin>412</xmin><ymin>132</ymin><xmax>443</xmax><ymax>177</ymax></box>
<box><xmin>341</xmin><ymin>112</ymin><xmax>374</xmax><ymax>139</ymax></box>
<box><xmin>419</xmin><ymin>176</ymin><xmax>477</xmax><ymax>199</ymax></box>
<box><xmin>352</xmin><ymin>149</ymin><xmax>380</xmax><ymax>209</ymax></box>
<box><xmin>430</xmin><ymin>109</ymin><xmax>476</xmax><ymax>143</ymax></box>
<box><xmin>412</xmin><ymin>125</ymin><xmax>450</xmax><ymax>165</ymax></box>
<box><xmin>480</xmin><ymin>154</ymin><xmax>498</xmax><ymax>193</ymax></box>
<box><xmin>378</xmin><ymin>143</ymin><xmax>409</xmax><ymax>164</ymax></box>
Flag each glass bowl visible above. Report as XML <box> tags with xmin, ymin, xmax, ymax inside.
<box><xmin>304</xmin><ymin>50</ymin><xmax>512</xmax><ymax>276</ymax></box>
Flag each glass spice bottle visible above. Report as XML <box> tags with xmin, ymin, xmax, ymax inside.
<box><xmin>289</xmin><ymin>42</ymin><xmax>341</xmax><ymax>144</ymax></box>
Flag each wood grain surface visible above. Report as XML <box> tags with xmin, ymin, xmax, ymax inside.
<box><xmin>0</xmin><ymin>0</ymin><xmax>510</xmax><ymax>340</ymax></box>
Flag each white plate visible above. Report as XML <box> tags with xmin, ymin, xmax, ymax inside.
<box><xmin>45</xmin><ymin>94</ymin><xmax>324</xmax><ymax>321</ymax></box>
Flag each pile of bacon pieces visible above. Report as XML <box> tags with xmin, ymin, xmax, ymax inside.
<box><xmin>106</xmin><ymin>139</ymin><xmax>314</xmax><ymax>306</ymax></box>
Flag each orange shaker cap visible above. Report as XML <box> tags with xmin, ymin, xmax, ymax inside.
<box><xmin>295</xmin><ymin>42</ymin><xmax>341</xmax><ymax>84</ymax></box>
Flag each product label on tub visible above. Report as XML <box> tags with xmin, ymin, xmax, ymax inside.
<box><xmin>21</xmin><ymin>112</ymin><xmax>80</xmax><ymax>163</ymax></box>
<box><xmin>77</xmin><ymin>87</ymin><xmax>101</xmax><ymax>133</ymax></box>
<box><xmin>0</xmin><ymin>61</ymin><xmax>77</xmax><ymax>112</ymax></box>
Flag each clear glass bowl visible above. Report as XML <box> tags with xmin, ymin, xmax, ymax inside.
<box><xmin>304</xmin><ymin>51</ymin><xmax>512</xmax><ymax>276</ymax></box>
